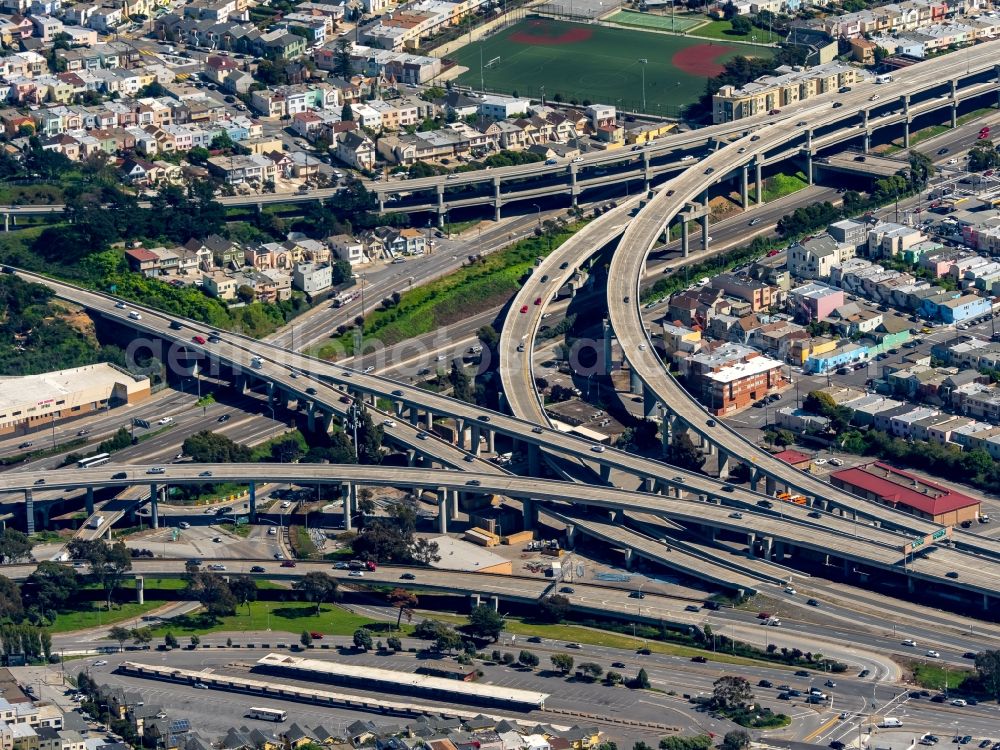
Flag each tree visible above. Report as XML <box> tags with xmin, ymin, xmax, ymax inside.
<box><xmin>300</xmin><ymin>631</ymin><xmax>313</xmax><ymax>647</ymax></box>
<box><xmin>355</xmin><ymin>406</ymin><xmax>384</xmax><ymax>465</ymax></box>
<box><xmin>606</xmin><ymin>671</ymin><xmax>623</xmax><ymax>685</ymax></box>
<box><xmin>551</xmin><ymin>653</ymin><xmax>574</xmax><ymax>674</ymax></box>
<box><xmin>292</xmin><ymin>571</ymin><xmax>339</xmax><ymax>615</ymax></box>
<box><xmin>164</xmin><ymin>632</ymin><xmax>179</xmax><ymax>649</ymax></box>
<box><xmin>518</xmin><ymin>650</ymin><xmax>539</xmax><ymax>668</ymax></box>
<box><xmin>0</xmin><ymin>530</ymin><xmax>32</xmax><ymax>564</ymax></box>
<box><xmin>0</xmin><ymin>575</ymin><xmax>21</xmax><ymax>621</ymax></box>
<box><xmin>184</xmin><ymin>571</ymin><xmax>237</xmax><ymax>618</ymax></box>
<box><xmin>386</xmin><ymin>635</ymin><xmax>402</xmax><ymax>651</ymax></box>
<box><xmin>67</xmin><ymin>539</ymin><xmax>132</xmax><ymax>611</ymax></box>
<box><xmin>333</xmin><ymin>38</ymin><xmax>353</xmax><ymax>78</ymax></box>
<box><xmin>229</xmin><ymin>576</ymin><xmax>258</xmax><ymax>614</ymax></box>
<box><xmin>434</xmin><ymin>628</ymin><xmax>463</xmax><ymax>653</ymax></box>
<box><xmin>449</xmin><ymin>361</ymin><xmax>473</xmax><ymax>402</ymax></box>
<box><xmin>353</xmin><ymin>627</ymin><xmax>373</xmax><ymax>651</ymax></box>
<box><xmin>468</xmin><ymin>604</ymin><xmax>503</xmax><ymax>641</ymax></box>
<box><xmin>538</xmin><ymin>594</ymin><xmax>570</xmax><ymax>623</ymax></box>
<box><xmin>109</xmin><ymin>625</ymin><xmax>130</xmax><ymax>652</ymax></box>
<box><xmin>342</xmin><ymin>103</ymin><xmax>354</xmax><ymax>121</ymax></box>
<box><xmin>731</xmin><ymin>15</ymin><xmax>752</xmax><ymax>34</ymax></box>
<box><xmin>633</xmin><ymin>668</ymin><xmax>650</xmax><ymax>689</ymax></box>
<box><xmin>669</xmin><ymin>432</ymin><xmax>704</xmax><ymax>472</ymax></box>
<box><xmin>190</xmin><ymin>635</ymin><xmax>200</xmax><ymax>648</ymax></box>
<box><xmin>633</xmin><ymin>743</ymin><xmax>653</xmax><ymax>750</ymax></box>
<box><xmin>721</xmin><ymin>731</ymin><xmax>751</xmax><ymax>750</ymax></box>
<box><xmin>975</xmin><ymin>649</ymin><xmax>1000</xmax><ymax>700</ymax></box>
<box><xmin>388</xmin><ymin>588</ymin><xmax>418</xmax><ymax>630</ymax></box>
<box><xmin>578</xmin><ymin>662</ymin><xmax>603</xmax><ymax>680</ymax></box>
<box><xmin>131</xmin><ymin>627</ymin><xmax>152</xmax><ymax>649</ymax></box>
<box><xmin>711</xmin><ymin>675</ymin><xmax>754</xmax><ymax>710</ymax></box>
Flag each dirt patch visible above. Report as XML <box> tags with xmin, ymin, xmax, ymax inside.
<box><xmin>54</xmin><ymin>303</ymin><xmax>98</xmax><ymax>339</ymax></box>
<box><xmin>509</xmin><ymin>19</ymin><xmax>594</xmax><ymax>45</ymax></box>
<box><xmin>671</xmin><ymin>43</ymin><xmax>735</xmax><ymax>76</ymax></box>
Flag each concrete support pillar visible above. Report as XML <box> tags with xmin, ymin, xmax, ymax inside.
<box><xmin>424</xmin><ymin>409</ymin><xmax>433</xmax><ymax>431</ymax></box>
<box><xmin>717</xmin><ymin>451</ymin><xmax>730</xmax><ymax>480</ymax></box>
<box><xmin>24</xmin><ymin>490</ymin><xmax>34</xmax><ymax>535</ymax></box>
<box><xmin>569</xmin><ymin>165</ymin><xmax>579</xmax><ymax>206</ymax></box>
<box><xmin>951</xmin><ymin>103</ymin><xmax>958</xmax><ymax>128</ymax></box>
<box><xmin>409</xmin><ymin>406</ymin><xmax>419</xmax><ymax>426</ymax></box>
<box><xmin>249</xmin><ymin>481</ymin><xmax>256</xmax><ymax>521</ymax></box>
<box><xmin>755</xmin><ymin>160</ymin><xmax>762</xmax><ymax>206</ymax></box>
<box><xmin>149</xmin><ymin>484</ymin><xmax>159</xmax><ymax>529</ymax></box>
<box><xmin>746</xmin><ymin>532</ymin><xmax>756</xmax><ymax>558</ymax></box>
<box><xmin>629</xmin><ymin>366</ymin><xmax>642</xmax><ymax>396</ymax></box>
<box><xmin>863</xmin><ymin>131</ymin><xmax>871</xmax><ymax>154</ymax></box>
<box><xmin>749</xmin><ymin>469</ymin><xmax>760</xmax><ymax>492</ymax></box>
<box><xmin>602</xmin><ymin>318</ymin><xmax>614</xmax><ymax>374</ymax></box>
<box><xmin>680</xmin><ymin>218</ymin><xmax>689</xmax><ymax>258</ymax></box>
<box><xmin>86</xmin><ymin>486</ymin><xmax>94</xmax><ymax>516</ymax></box>
<box><xmin>565</xmin><ymin>523</ymin><xmax>575</xmax><ymax>549</ymax></box>
<box><xmin>522</xmin><ymin>498</ymin><xmax>536</xmax><ymax>529</ymax></box>
<box><xmin>449</xmin><ymin>489</ymin><xmax>459</xmax><ymax>519</ymax></box>
<box><xmin>394</xmin><ymin>400</ymin><xmax>404</xmax><ymax>417</ymax></box>
<box><xmin>342</xmin><ymin>482</ymin><xmax>353</xmax><ymax>531</ymax></box>
<box><xmin>599</xmin><ymin>463</ymin><xmax>611</xmax><ymax>484</ymax></box>
<box><xmin>455</xmin><ymin>417</ymin><xmax>465</xmax><ymax>450</ymax></box>
<box><xmin>307</xmin><ymin>401</ymin><xmax>316</xmax><ymax>432</ymax></box>
<box><xmin>527</xmin><ymin>444</ymin><xmax>540</xmax><ymax>476</ymax></box>
<box><xmin>490</xmin><ymin>595</ymin><xmax>499</xmax><ymax>611</ymax></box>
<box><xmin>843</xmin><ymin>558</ymin><xmax>851</xmax><ymax>578</ymax></box>
<box><xmin>436</xmin><ymin>185</ymin><xmax>445</xmax><ymax>227</ymax></box>
<box><xmin>437</xmin><ymin>487</ymin><xmax>448</xmax><ymax>534</ymax></box>
<box><xmin>485</xmin><ymin>429</ymin><xmax>495</xmax><ymax>454</ymax></box>
<box><xmin>642</xmin><ymin>476</ymin><xmax>655</xmax><ymax>493</ymax></box>
<box><xmin>642</xmin><ymin>149</ymin><xmax>652</xmax><ymax>189</ymax></box>
<box><xmin>469</xmin><ymin>593</ymin><xmax>480</xmax><ymax>610</ymax></box>
<box><xmin>660</xmin><ymin>415</ymin><xmax>671</xmax><ymax>458</ymax></box>
<box><xmin>806</xmin><ymin>150</ymin><xmax>814</xmax><ymax>185</ymax></box>
<box><xmin>740</xmin><ymin>165</ymin><xmax>749</xmax><ymax>209</ymax></box>
<box><xmin>493</xmin><ymin>177</ymin><xmax>502</xmax><ymax>221</ymax></box>
<box><xmin>701</xmin><ymin>214</ymin><xmax>709</xmax><ymax>251</ymax></box>
<box><xmin>984</xmin><ymin>593</ymin><xmax>990</xmax><ymax>611</ymax></box>
<box><xmin>765</xmin><ymin>475</ymin><xmax>776</xmax><ymax>495</ymax></box>
<box><xmin>761</xmin><ymin>536</ymin><xmax>774</xmax><ymax>560</ymax></box>
<box><xmin>643</xmin><ymin>384</ymin><xmax>657</xmax><ymax>420</ymax></box>
<box><xmin>903</xmin><ymin>95</ymin><xmax>911</xmax><ymax>147</ymax></box>
<box><xmin>471</xmin><ymin>424</ymin><xmax>481</xmax><ymax>456</ymax></box>
<box><xmin>136</xmin><ymin>577</ymin><xmax>144</xmax><ymax>605</ymax></box>
<box><xmin>624</xmin><ymin>548</ymin><xmax>635</xmax><ymax>570</ymax></box>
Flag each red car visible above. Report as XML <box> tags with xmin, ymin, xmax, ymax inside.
<box><xmin>533</xmin><ymin>297</ymin><xmax>542</xmax><ymax>305</ymax></box>
<box><xmin>280</xmin><ymin>561</ymin><xmax>297</xmax><ymax>568</ymax></box>
<box><xmin>192</xmin><ymin>335</ymin><xmax>206</xmax><ymax>345</ymax></box>
<box><xmin>519</xmin><ymin>305</ymin><xmax>528</xmax><ymax>313</ymax></box>
<box><xmin>309</xmin><ymin>631</ymin><xmax>324</xmax><ymax>639</ymax></box>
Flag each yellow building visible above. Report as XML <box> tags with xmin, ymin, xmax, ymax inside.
<box><xmin>713</xmin><ymin>62</ymin><xmax>868</xmax><ymax>123</ymax></box>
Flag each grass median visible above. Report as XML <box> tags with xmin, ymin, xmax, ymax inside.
<box><xmin>313</xmin><ymin>220</ymin><xmax>587</xmax><ymax>359</ymax></box>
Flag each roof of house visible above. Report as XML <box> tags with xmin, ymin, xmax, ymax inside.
<box><xmin>772</xmin><ymin>449</ymin><xmax>812</xmax><ymax>465</ymax></box>
<box><xmin>831</xmin><ymin>461</ymin><xmax>979</xmax><ymax>516</ymax></box>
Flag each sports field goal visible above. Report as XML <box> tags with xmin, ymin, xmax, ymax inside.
<box><xmin>484</xmin><ymin>55</ymin><xmax>501</xmax><ymax>68</ymax></box>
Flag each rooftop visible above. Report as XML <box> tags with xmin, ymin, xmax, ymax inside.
<box><xmin>831</xmin><ymin>461</ymin><xmax>980</xmax><ymax>516</ymax></box>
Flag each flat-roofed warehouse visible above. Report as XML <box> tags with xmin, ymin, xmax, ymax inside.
<box><xmin>253</xmin><ymin>653</ymin><xmax>548</xmax><ymax>710</ymax></box>
<box><xmin>0</xmin><ymin>363</ymin><xmax>149</xmax><ymax>437</ymax></box>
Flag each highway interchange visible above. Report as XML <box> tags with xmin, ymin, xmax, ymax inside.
<box><xmin>7</xmin><ymin>40</ymin><xmax>1000</xmax><ymax>748</ymax></box>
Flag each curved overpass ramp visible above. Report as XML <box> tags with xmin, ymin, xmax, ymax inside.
<box><xmin>606</xmin><ymin>40</ymin><xmax>1000</xmax><ymax>559</ymax></box>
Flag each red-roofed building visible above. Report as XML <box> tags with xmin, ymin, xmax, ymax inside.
<box><xmin>771</xmin><ymin>449</ymin><xmax>813</xmax><ymax>470</ymax></box>
<box><xmin>125</xmin><ymin>247</ymin><xmax>161</xmax><ymax>276</ymax></box>
<box><xmin>830</xmin><ymin>461</ymin><xmax>980</xmax><ymax>525</ymax></box>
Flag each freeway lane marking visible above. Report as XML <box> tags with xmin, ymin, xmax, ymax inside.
<box><xmin>804</xmin><ymin>714</ymin><xmax>843</xmax><ymax>743</ymax></box>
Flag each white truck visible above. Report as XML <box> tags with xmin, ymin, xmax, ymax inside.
<box><xmin>88</xmin><ymin>515</ymin><xmax>105</xmax><ymax>530</ymax></box>
<box><xmin>547</xmin><ymin>561</ymin><xmax>562</xmax><ymax>578</ymax></box>
<box><xmin>875</xmin><ymin>73</ymin><xmax>894</xmax><ymax>83</ymax></box>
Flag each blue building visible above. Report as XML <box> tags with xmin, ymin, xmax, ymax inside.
<box><xmin>805</xmin><ymin>342</ymin><xmax>869</xmax><ymax>374</ymax></box>
<box><xmin>920</xmin><ymin>293</ymin><xmax>991</xmax><ymax>323</ymax></box>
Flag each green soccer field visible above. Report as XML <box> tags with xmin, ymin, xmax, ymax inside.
<box><xmin>451</xmin><ymin>17</ymin><xmax>768</xmax><ymax>115</ymax></box>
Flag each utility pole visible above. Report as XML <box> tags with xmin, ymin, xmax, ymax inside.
<box><xmin>639</xmin><ymin>58</ymin><xmax>648</xmax><ymax>113</ymax></box>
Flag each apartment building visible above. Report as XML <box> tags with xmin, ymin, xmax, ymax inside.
<box><xmin>712</xmin><ymin>62</ymin><xmax>867</xmax><ymax>123</ymax></box>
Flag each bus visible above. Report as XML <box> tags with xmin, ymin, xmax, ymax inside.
<box><xmin>246</xmin><ymin>707</ymin><xmax>286</xmax><ymax>722</ymax></box>
<box><xmin>77</xmin><ymin>453</ymin><xmax>111</xmax><ymax>469</ymax></box>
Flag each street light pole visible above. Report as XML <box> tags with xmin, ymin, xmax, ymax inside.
<box><xmin>638</xmin><ymin>59</ymin><xmax>648</xmax><ymax>113</ymax></box>
<box><xmin>532</xmin><ymin>203</ymin><xmax>541</xmax><ymax>229</ymax></box>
